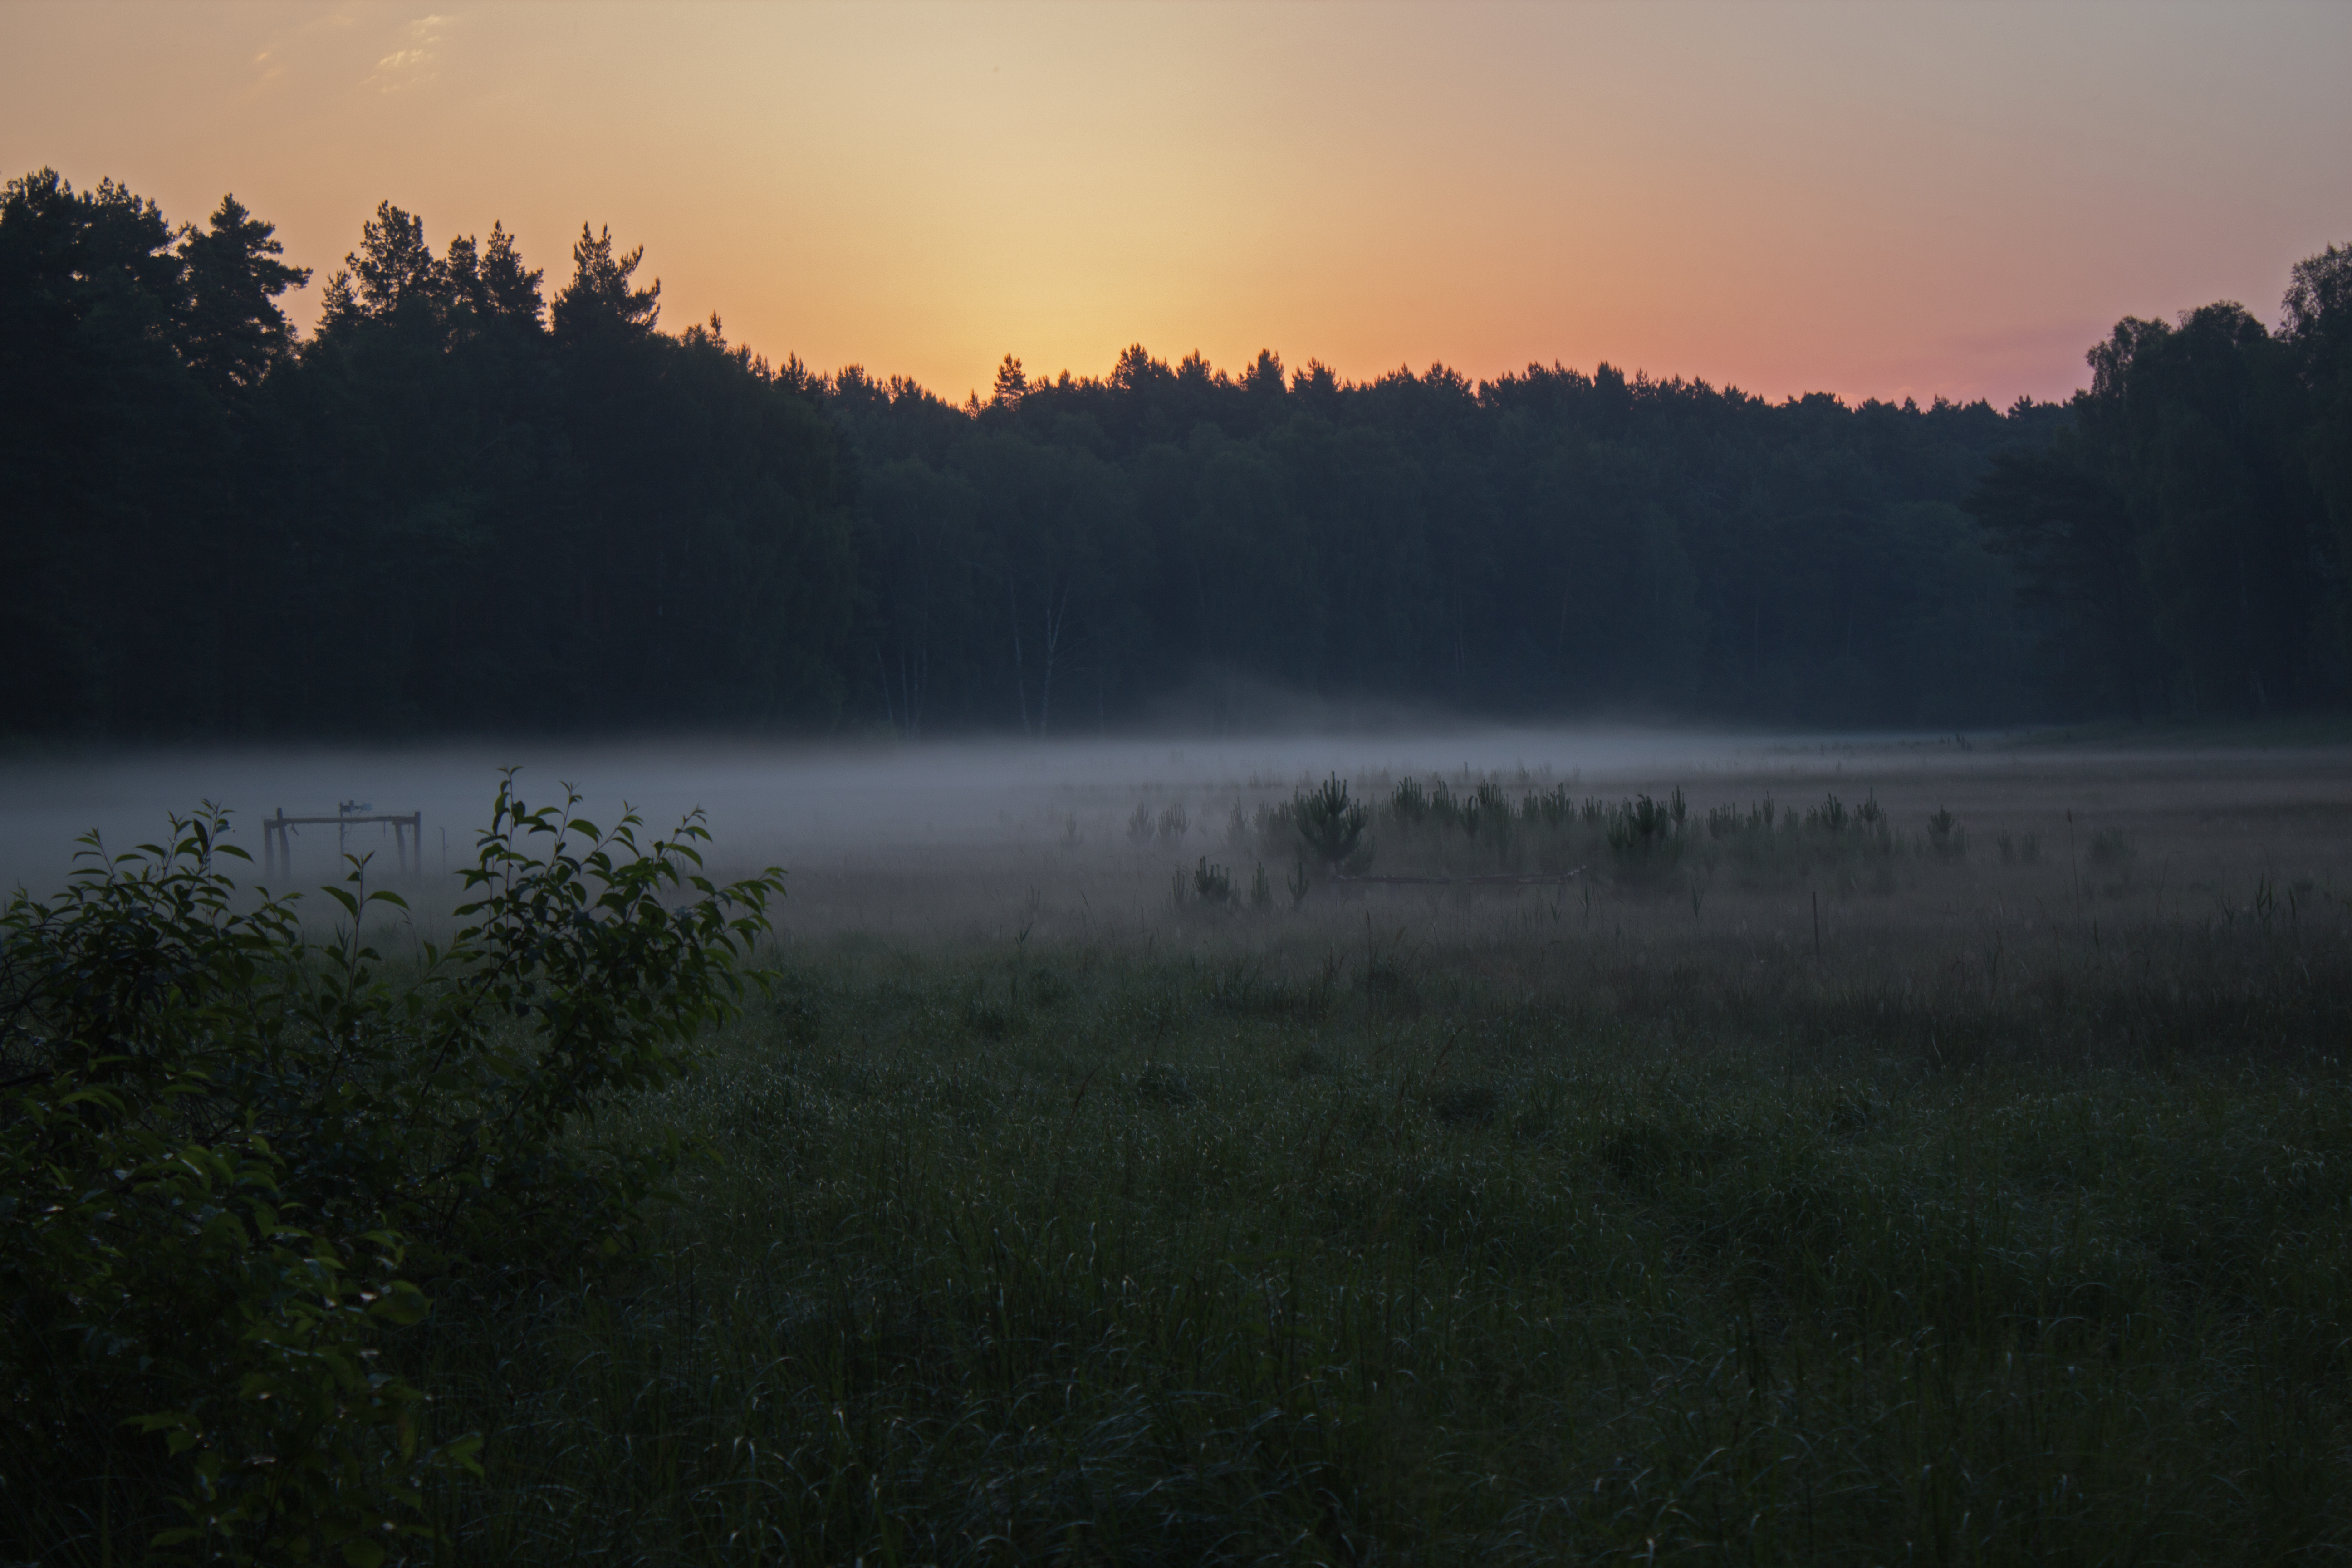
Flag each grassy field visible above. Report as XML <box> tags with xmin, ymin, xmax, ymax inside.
<box><xmin>378</xmin><ymin>742</ymin><xmax>2352</xmax><ymax>1565</ymax></box>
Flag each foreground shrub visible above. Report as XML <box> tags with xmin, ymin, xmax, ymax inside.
<box><xmin>1</xmin><ymin>777</ymin><xmax>782</xmax><ymax>1562</ymax></box>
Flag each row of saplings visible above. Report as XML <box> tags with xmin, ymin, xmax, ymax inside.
<box><xmin>0</xmin><ymin>778</ymin><xmax>785</xmax><ymax>1563</ymax></box>
<box><xmin>1174</xmin><ymin>775</ymin><xmax>1977</xmax><ymax>907</ymax></box>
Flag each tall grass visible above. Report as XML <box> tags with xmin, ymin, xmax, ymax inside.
<box><xmin>393</xmin><ymin>895</ymin><xmax>2352</xmax><ymax>1564</ymax></box>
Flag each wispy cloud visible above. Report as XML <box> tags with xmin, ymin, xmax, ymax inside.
<box><xmin>367</xmin><ymin>14</ymin><xmax>449</xmax><ymax>93</ymax></box>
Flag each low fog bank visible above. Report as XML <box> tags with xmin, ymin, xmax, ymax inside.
<box><xmin>0</xmin><ymin>727</ymin><xmax>1947</xmax><ymax>889</ymax></box>
<box><xmin>4</xmin><ymin>725</ymin><xmax>2343</xmax><ymax>950</ymax></box>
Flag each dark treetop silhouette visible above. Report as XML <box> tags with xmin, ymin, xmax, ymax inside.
<box><xmin>4</xmin><ymin>169</ymin><xmax>2346</xmax><ymax>739</ymax></box>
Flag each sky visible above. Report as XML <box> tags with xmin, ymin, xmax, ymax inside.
<box><xmin>4</xmin><ymin>0</ymin><xmax>2348</xmax><ymax>408</ymax></box>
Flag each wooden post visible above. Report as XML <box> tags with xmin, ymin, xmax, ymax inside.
<box><xmin>258</xmin><ymin>809</ymin><xmax>421</xmax><ymax>880</ymax></box>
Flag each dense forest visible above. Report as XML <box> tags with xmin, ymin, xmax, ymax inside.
<box><xmin>3</xmin><ymin>167</ymin><xmax>2345</xmax><ymax>740</ymax></box>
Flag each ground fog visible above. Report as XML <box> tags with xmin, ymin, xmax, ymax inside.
<box><xmin>5</xmin><ymin>727</ymin><xmax>2341</xmax><ymax>959</ymax></box>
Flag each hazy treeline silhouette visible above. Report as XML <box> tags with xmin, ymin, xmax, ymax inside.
<box><xmin>1</xmin><ymin>172</ymin><xmax>850</xmax><ymax>738</ymax></box>
<box><xmin>1968</xmin><ymin>263</ymin><xmax>2352</xmax><ymax>720</ymax></box>
<box><xmin>4</xmin><ymin>167</ymin><xmax>2345</xmax><ymax>739</ymax></box>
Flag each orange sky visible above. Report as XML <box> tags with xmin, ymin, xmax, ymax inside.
<box><xmin>5</xmin><ymin>0</ymin><xmax>2349</xmax><ymax>407</ymax></box>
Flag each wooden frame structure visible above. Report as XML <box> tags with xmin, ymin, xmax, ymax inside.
<box><xmin>261</xmin><ymin>804</ymin><xmax>423</xmax><ymax>879</ymax></box>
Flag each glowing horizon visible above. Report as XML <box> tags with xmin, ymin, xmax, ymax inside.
<box><xmin>5</xmin><ymin>0</ymin><xmax>2348</xmax><ymax>408</ymax></box>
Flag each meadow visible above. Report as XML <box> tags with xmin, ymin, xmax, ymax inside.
<box><xmin>8</xmin><ymin>733</ymin><xmax>2352</xmax><ymax>1564</ymax></box>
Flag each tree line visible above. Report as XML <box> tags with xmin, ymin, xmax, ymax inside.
<box><xmin>1968</xmin><ymin>268</ymin><xmax>2351</xmax><ymax>719</ymax></box>
<box><xmin>3</xmin><ymin>166</ymin><xmax>2344</xmax><ymax>740</ymax></box>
